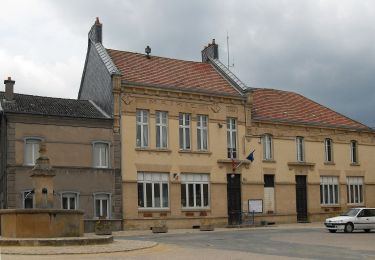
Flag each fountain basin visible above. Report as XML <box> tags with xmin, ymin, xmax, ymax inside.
<box><xmin>0</xmin><ymin>209</ymin><xmax>84</xmax><ymax>238</ymax></box>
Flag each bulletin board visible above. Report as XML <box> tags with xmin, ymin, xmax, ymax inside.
<box><xmin>248</xmin><ymin>199</ymin><xmax>263</xmax><ymax>213</ymax></box>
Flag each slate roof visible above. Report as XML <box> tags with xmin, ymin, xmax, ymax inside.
<box><xmin>106</xmin><ymin>49</ymin><xmax>242</xmax><ymax>96</ymax></box>
<box><xmin>252</xmin><ymin>88</ymin><xmax>369</xmax><ymax>130</ymax></box>
<box><xmin>0</xmin><ymin>92</ymin><xmax>109</xmax><ymax>119</ymax></box>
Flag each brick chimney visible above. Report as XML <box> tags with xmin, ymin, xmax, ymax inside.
<box><xmin>88</xmin><ymin>17</ymin><xmax>102</xmax><ymax>44</ymax></box>
<box><xmin>4</xmin><ymin>77</ymin><xmax>15</xmax><ymax>101</ymax></box>
<box><xmin>201</xmin><ymin>39</ymin><xmax>219</xmax><ymax>63</ymax></box>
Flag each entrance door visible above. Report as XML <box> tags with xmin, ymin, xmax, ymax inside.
<box><xmin>295</xmin><ymin>175</ymin><xmax>308</xmax><ymax>222</ymax></box>
<box><xmin>227</xmin><ymin>174</ymin><xmax>242</xmax><ymax>225</ymax></box>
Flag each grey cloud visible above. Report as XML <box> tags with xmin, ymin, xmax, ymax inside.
<box><xmin>4</xmin><ymin>0</ymin><xmax>375</xmax><ymax>126</ymax></box>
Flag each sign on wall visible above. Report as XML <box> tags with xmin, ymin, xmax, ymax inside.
<box><xmin>248</xmin><ymin>199</ymin><xmax>263</xmax><ymax>213</ymax></box>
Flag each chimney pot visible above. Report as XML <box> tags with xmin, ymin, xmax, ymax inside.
<box><xmin>4</xmin><ymin>76</ymin><xmax>15</xmax><ymax>101</ymax></box>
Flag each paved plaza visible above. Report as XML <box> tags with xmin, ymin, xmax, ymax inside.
<box><xmin>1</xmin><ymin>223</ymin><xmax>375</xmax><ymax>259</ymax></box>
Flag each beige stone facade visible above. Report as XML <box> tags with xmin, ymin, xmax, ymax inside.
<box><xmin>119</xmin><ymin>87</ymin><xmax>375</xmax><ymax>229</ymax></box>
<box><xmin>120</xmin><ymin>85</ymin><xmax>249</xmax><ymax>229</ymax></box>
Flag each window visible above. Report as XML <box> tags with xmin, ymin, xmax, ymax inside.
<box><xmin>136</xmin><ymin>110</ymin><xmax>149</xmax><ymax>148</ymax></box>
<box><xmin>179</xmin><ymin>113</ymin><xmax>191</xmax><ymax>150</ymax></box>
<box><xmin>137</xmin><ymin>172</ymin><xmax>169</xmax><ymax>209</ymax></box>
<box><xmin>350</xmin><ymin>140</ymin><xmax>358</xmax><ymax>164</ymax></box>
<box><xmin>227</xmin><ymin>118</ymin><xmax>237</xmax><ymax>158</ymax></box>
<box><xmin>296</xmin><ymin>136</ymin><xmax>304</xmax><ymax>162</ymax></box>
<box><xmin>181</xmin><ymin>174</ymin><xmax>209</xmax><ymax>208</ymax></box>
<box><xmin>23</xmin><ymin>190</ymin><xmax>34</xmax><ymax>209</ymax></box>
<box><xmin>262</xmin><ymin>134</ymin><xmax>273</xmax><ymax>160</ymax></box>
<box><xmin>24</xmin><ymin>138</ymin><xmax>41</xmax><ymax>165</ymax></box>
<box><xmin>61</xmin><ymin>192</ymin><xmax>79</xmax><ymax>210</ymax></box>
<box><xmin>320</xmin><ymin>176</ymin><xmax>339</xmax><ymax>205</ymax></box>
<box><xmin>347</xmin><ymin>177</ymin><xmax>364</xmax><ymax>204</ymax></box>
<box><xmin>93</xmin><ymin>142</ymin><xmax>109</xmax><ymax>168</ymax></box>
<box><xmin>197</xmin><ymin>115</ymin><xmax>208</xmax><ymax>151</ymax></box>
<box><xmin>324</xmin><ymin>138</ymin><xmax>333</xmax><ymax>162</ymax></box>
<box><xmin>94</xmin><ymin>193</ymin><xmax>110</xmax><ymax>219</ymax></box>
<box><xmin>156</xmin><ymin>111</ymin><xmax>168</xmax><ymax>149</ymax></box>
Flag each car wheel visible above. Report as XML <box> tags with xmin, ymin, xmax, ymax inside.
<box><xmin>328</xmin><ymin>230</ymin><xmax>336</xmax><ymax>233</ymax></box>
<box><xmin>364</xmin><ymin>229</ymin><xmax>370</xmax><ymax>233</ymax></box>
<box><xmin>344</xmin><ymin>223</ymin><xmax>354</xmax><ymax>233</ymax></box>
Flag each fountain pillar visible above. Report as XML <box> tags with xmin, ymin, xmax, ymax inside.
<box><xmin>30</xmin><ymin>143</ymin><xmax>55</xmax><ymax>208</ymax></box>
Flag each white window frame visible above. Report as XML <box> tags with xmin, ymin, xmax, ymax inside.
<box><xmin>93</xmin><ymin>192</ymin><xmax>111</xmax><ymax>219</ymax></box>
<box><xmin>324</xmin><ymin>138</ymin><xmax>333</xmax><ymax>162</ymax></box>
<box><xmin>350</xmin><ymin>140</ymin><xmax>358</xmax><ymax>164</ymax></box>
<box><xmin>92</xmin><ymin>141</ymin><xmax>110</xmax><ymax>168</ymax></box>
<box><xmin>296</xmin><ymin>136</ymin><xmax>305</xmax><ymax>162</ymax></box>
<box><xmin>156</xmin><ymin>111</ymin><xmax>168</xmax><ymax>149</ymax></box>
<box><xmin>181</xmin><ymin>173</ymin><xmax>210</xmax><ymax>209</ymax></box>
<box><xmin>61</xmin><ymin>191</ymin><xmax>79</xmax><ymax>210</ymax></box>
<box><xmin>227</xmin><ymin>118</ymin><xmax>237</xmax><ymax>159</ymax></box>
<box><xmin>347</xmin><ymin>177</ymin><xmax>364</xmax><ymax>205</ymax></box>
<box><xmin>262</xmin><ymin>134</ymin><xmax>273</xmax><ymax>160</ymax></box>
<box><xmin>136</xmin><ymin>110</ymin><xmax>149</xmax><ymax>148</ymax></box>
<box><xmin>24</xmin><ymin>137</ymin><xmax>42</xmax><ymax>166</ymax></box>
<box><xmin>22</xmin><ymin>189</ymin><xmax>34</xmax><ymax>209</ymax></box>
<box><xmin>137</xmin><ymin>172</ymin><xmax>169</xmax><ymax>209</ymax></box>
<box><xmin>179</xmin><ymin>113</ymin><xmax>191</xmax><ymax>150</ymax></box>
<box><xmin>197</xmin><ymin>115</ymin><xmax>208</xmax><ymax>151</ymax></box>
<box><xmin>320</xmin><ymin>176</ymin><xmax>339</xmax><ymax>205</ymax></box>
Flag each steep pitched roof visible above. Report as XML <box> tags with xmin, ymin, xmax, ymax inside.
<box><xmin>106</xmin><ymin>49</ymin><xmax>242</xmax><ymax>96</ymax></box>
<box><xmin>252</xmin><ymin>88</ymin><xmax>369</xmax><ymax>130</ymax></box>
<box><xmin>0</xmin><ymin>92</ymin><xmax>109</xmax><ymax>119</ymax></box>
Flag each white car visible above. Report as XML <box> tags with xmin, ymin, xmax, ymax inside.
<box><xmin>324</xmin><ymin>208</ymin><xmax>375</xmax><ymax>233</ymax></box>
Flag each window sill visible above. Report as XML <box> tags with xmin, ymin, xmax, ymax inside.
<box><xmin>138</xmin><ymin>208</ymin><xmax>171</xmax><ymax>212</ymax></box>
<box><xmin>320</xmin><ymin>204</ymin><xmax>341</xmax><ymax>208</ymax></box>
<box><xmin>262</xmin><ymin>159</ymin><xmax>276</xmax><ymax>163</ymax></box>
<box><xmin>350</xmin><ymin>163</ymin><xmax>360</xmax><ymax>166</ymax></box>
<box><xmin>135</xmin><ymin>148</ymin><xmax>172</xmax><ymax>153</ymax></box>
<box><xmin>287</xmin><ymin>162</ymin><xmax>315</xmax><ymax>168</ymax></box>
<box><xmin>93</xmin><ymin>166</ymin><xmax>110</xmax><ymax>169</ymax></box>
<box><xmin>324</xmin><ymin>162</ymin><xmax>335</xmax><ymax>165</ymax></box>
<box><xmin>179</xmin><ymin>150</ymin><xmax>212</xmax><ymax>155</ymax></box>
<box><xmin>181</xmin><ymin>208</ymin><xmax>211</xmax><ymax>212</ymax></box>
<box><xmin>347</xmin><ymin>203</ymin><xmax>365</xmax><ymax>207</ymax></box>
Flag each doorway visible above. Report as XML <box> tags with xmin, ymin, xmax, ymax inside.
<box><xmin>295</xmin><ymin>175</ymin><xmax>308</xmax><ymax>222</ymax></box>
<box><xmin>227</xmin><ymin>174</ymin><xmax>241</xmax><ymax>225</ymax></box>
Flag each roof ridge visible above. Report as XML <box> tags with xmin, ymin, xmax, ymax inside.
<box><xmin>0</xmin><ymin>91</ymin><xmax>88</xmax><ymax>102</ymax></box>
<box><xmin>106</xmin><ymin>48</ymin><xmax>206</xmax><ymax>65</ymax></box>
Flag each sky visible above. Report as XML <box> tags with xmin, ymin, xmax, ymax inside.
<box><xmin>1</xmin><ymin>0</ymin><xmax>375</xmax><ymax>127</ymax></box>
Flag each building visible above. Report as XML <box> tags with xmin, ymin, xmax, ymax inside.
<box><xmin>247</xmin><ymin>88</ymin><xmax>375</xmax><ymax>223</ymax></box>
<box><xmin>0</xmin><ymin>77</ymin><xmax>122</xmax><ymax>231</ymax></box>
<box><xmin>79</xmin><ymin>18</ymin><xmax>375</xmax><ymax>229</ymax></box>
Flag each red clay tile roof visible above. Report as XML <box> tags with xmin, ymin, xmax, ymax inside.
<box><xmin>252</xmin><ymin>88</ymin><xmax>369</xmax><ymax>130</ymax></box>
<box><xmin>106</xmin><ymin>49</ymin><xmax>241</xmax><ymax>96</ymax></box>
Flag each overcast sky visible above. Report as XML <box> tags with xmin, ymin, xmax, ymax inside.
<box><xmin>1</xmin><ymin>0</ymin><xmax>374</xmax><ymax>127</ymax></box>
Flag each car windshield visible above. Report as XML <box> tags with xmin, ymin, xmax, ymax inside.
<box><xmin>340</xmin><ymin>208</ymin><xmax>361</xmax><ymax>217</ymax></box>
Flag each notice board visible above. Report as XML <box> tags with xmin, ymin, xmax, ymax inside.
<box><xmin>248</xmin><ymin>199</ymin><xmax>263</xmax><ymax>213</ymax></box>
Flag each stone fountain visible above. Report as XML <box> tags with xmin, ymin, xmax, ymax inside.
<box><xmin>0</xmin><ymin>144</ymin><xmax>84</xmax><ymax>238</ymax></box>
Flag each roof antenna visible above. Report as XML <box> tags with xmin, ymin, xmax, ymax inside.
<box><xmin>145</xmin><ymin>45</ymin><xmax>151</xmax><ymax>59</ymax></box>
<box><xmin>226</xmin><ymin>32</ymin><xmax>234</xmax><ymax>69</ymax></box>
